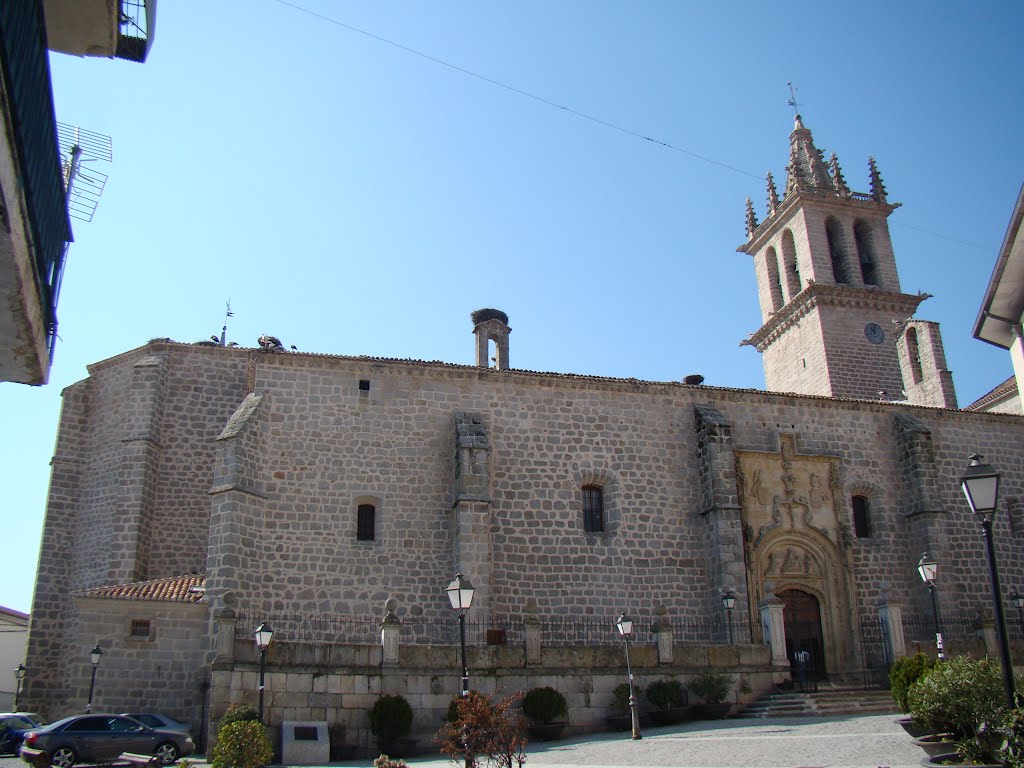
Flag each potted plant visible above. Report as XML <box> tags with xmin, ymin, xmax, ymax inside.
<box><xmin>689</xmin><ymin>670</ymin><xmax>732</xmax><ymax>720</ymax></box>
<box><xmin>369</xmin><ymin>694</ymin><xmax>417</xmax><ymax>757</ymax></box>
<box><xmin>888</xmin><ymin>652</ymin><xmax>934</xmax><ymax>738</ymax></box>
<box><xmin>521</xmin><ymin>686</ymin><xmax>567</xmax><ymax>741</ymax></box>
<box><xmin>906</xmin><ymin>656</ymin><xmax>1008</xmax><ymax>765</ymax></box>
<box><xmin>645</xmin><ymin>678</ymin><xmax>690</xmax><ymax>725</ymax></box>
<box><xmin>604</xmin><ymin>683</ymin><xmax>633</xmax><ymax>731</ymax></box>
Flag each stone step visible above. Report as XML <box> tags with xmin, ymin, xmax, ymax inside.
<box><xmin>737</xmin><ymin>688</ymin><xmax>898</xmax><ymax>718</ymax></box>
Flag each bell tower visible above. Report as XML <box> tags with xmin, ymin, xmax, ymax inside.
<box><xmin>738</xmin><ymin>116</ymin><xmax>955</xmax><ymax>407</ymax></box>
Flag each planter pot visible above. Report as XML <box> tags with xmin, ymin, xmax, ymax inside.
<box><xmin>691</xmin><ymin>703</ymin><xmax>731</xmax><ymax>720</ymax></box>
<box><xmin>527</xmin><ymin>722</ymin><xmax>567</xmax><ymax>741</ymax></box>
<box><xmin>648</xmin><ymin>706</ymin><xmax>691</xmax><ymax>726</ymax></box>
<box><xmin>911</xmin><ymin>734</ymin><xmax>956</xmax><ymax>759</ymax></box>
<box><xmin>920</xmin><ymin>753</ymin><xmax>1002</xmax><ymax>768</ymax></box>
<box><xmin>376</xmin><ymin>737</ymin><xmax>418</xmax><ymax>758</ymax></box>
<box><xmin>895</xmin><ymin>716</ymin><xmax>931</xmax><ymax>739</ymax></box>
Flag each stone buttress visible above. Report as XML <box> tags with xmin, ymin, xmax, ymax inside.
<box><xmin>452</xmin><ymin>411</ymin><xmax>492</xmax><ymax>620</ymax></box>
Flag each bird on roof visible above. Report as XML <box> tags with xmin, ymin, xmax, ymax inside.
<box><xmin>258</xmin><ymin>335</ymin><xmax>283</xmax><ymax>350</ymax></box>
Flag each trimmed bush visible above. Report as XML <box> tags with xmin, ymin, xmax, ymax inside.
<box><xmin>689</xmin><ymin>670</ymin><xmax>732</xmax><ymax>705</ymax></box>
<box><xmin>906</xmin><ymin>656</ymin><xmax>1005</xmax><ymax>739</ymax></box>
<box><xmin>646</xmin><ymin>679</ymin><xmax>687</xmax><ymax>710</ymax></box>
<box><xmin>217</xmin><ymin>703</ymin><xmax>260</xmax><ymax>729</ymax></box>
<box><xmin>369</xmin><ymin>694</ymin><xmax>414</xmax><ymax>743</ymax></box>
<box><xmin>521</xmin><ymin>686</ymin><xmax>567</xmax><ymax>724</ymax></box>
<box><xmin>211</xmin><ymin>720</ymin><xmax>273</xmax><ymax>768</ymax></box>
<box><xmin>608</xmin><ymin>683</ymin><xmax>632</xmax><ymax>715</ymax></box>
<box><xmin>889</xmin><ymin>652</ymin><xmax>936</xmax><ymax>713</ymax></box>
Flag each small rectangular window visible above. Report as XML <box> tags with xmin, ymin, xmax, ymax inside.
<box><xmin>852</xmin><ymin>496</ymin><xmax>871</xmax><ymax>538</ymax></box>
<box><xmin>359</xmin><ymin>379</ymin><xmax>370</xmax><ymax>391</ymax></box>
<box><xmin>357</xmin><ymin>504</ymin><xmax>376</xmax><ymax>541</ymax></box>
<box><xmin>130</xmin><ymin>619</ymin><xmax>151</xmax><ymax>638</ymax></box>
<box><xmin>583</xmin><ymin>485</ymin><xmax>604</xmax><ymax>533</ymax></box>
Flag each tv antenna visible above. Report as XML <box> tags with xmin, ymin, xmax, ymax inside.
<box><xmin>786</xmin><ymin>82</ymin><xmax>801</xmax><ymax>116</ymax></box>
<box><xmin>57</xmin><ymin>123</ymin><xmax>112</xmax><ymax>222</ymax></box>
<box><xmin>219</xmin><ymin>300</ymin><xmax>234</xmax><ymax>347</ymax></box>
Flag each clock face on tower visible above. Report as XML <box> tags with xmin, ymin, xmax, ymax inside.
<box><xmin>864</xmin><ymin>323</ymin><xmax>885</xmax><ymax>345</ymax></box>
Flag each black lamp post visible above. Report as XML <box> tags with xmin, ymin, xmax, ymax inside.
<box><xmin>85</xmin><ymin>645</ymin><xmax>102</xmax><ymax>713</ymax></box>
<box><xmin>446</xmin><ymin>573</ymin><xmax>476</xmax><ymax>700</ymax></box>
<box><xmin>1011</xmin><ymin>591</ymin><xmax>1024</xmax><ymax>637</ymax></box>
<box><xmin>721</xmin><ymin>590</ymin><xmax>736</xmax><ymax>645</ymax></box>
<box><xmin>960</xmin><ymin>454</ymin><xmax>1016</xmax><ymax>707</ymax></box>
<box><xmin>14</xmin><ymin>663</ymin><xmax>26</xmax><ymax>710</ymax></box>
<box><xmin>254</xmin><ymin>622</ymin><xmax>273</xmax><ymax>724</ymax></box>
<box><xmin>917</xmin><ymin>552</ymin><xmax>943</xmax><ymax>660</ymax></box>
<box><xmin>615</xmin><ymin>612</ymin><xmax>641</xmax><ymax>741</ymax></box>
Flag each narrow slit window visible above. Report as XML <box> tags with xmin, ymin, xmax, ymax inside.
<box><xmin>357</xmin><ymin>503</ymin><xmax>376</xmax><ymax>541</ymax></box>
<box><xmin>852</xmin><ymin>495</ymin><xmax>872</xmax><ymax>539</ymax></box>
<box><xmin>583</xmin><ymin>485</ymin><xmax>604</xmax><ymax>533</ymax></box>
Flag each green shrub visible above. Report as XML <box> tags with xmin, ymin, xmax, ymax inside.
<box><xmin>689</xmin><ymin>670</ymin><xmax>732</xmax><ymax>705</ymax></box>
<box><xmin>369</xmin><ymin>694</ymin><xmax>414</xmax><ymax>742</ymax></box>
<box><xmin>1000</xmin><ymin>704</ymin><xmax>1024</xmax><ymax>768</ymax></box>
<box><xmin>211</xmin><ymin>720</ymin><xmax>273</xmax><ymax>768</ymax></box>
<box><xmin>889</xmin><ymin>652</ymin><xmax>936</xmax><ymax>713</ymax></box>
<box><xmin>217</xmin><ymin>703</ymin><xmax>260</xmax><ymax>729</ymax></box>
<box><xmin>608</xmin><ymin>683</ymin><xmax>632</xmax><ymax>715</ymax></box>
<box><xmin>521</xmin><ymin>686</ymin><xmax>567</xmax><ymax>724</ymax></box>
<box><xmin>906</xmin><ymin>656</ymin><xmax>1005</xmax><ymax>739</ymax></box>
<box><xmin>646</xmin><ymin>679</ymin><xmax>687</xmax><ymax>710</ymax></box>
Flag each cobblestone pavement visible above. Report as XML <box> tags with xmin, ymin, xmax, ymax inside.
<box><xmin>0</xmin><ymin>713</ymin><xmax>929</xmax><ymax>768</ymax></box>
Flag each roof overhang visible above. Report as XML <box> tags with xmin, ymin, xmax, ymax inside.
<box><xmin>974</xmin><ymin>183</ymin><xmax>1024</xmax><ymax>350</ymax></box>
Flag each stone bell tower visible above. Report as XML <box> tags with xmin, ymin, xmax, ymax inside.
<box><xmin>738</xmin><ymin>116</ymin><xmax>956</xmax><ymax>407</ymax></box>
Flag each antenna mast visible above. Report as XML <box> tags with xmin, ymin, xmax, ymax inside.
<box><xmin>786</xmin><ymin>82</ymin><xmax>801</xmax><ymax>116</ymax></box>
<box><xmin>221</xmin><ymin>300</ymin><xmax>234</xmax><ymax>347</ymax></box>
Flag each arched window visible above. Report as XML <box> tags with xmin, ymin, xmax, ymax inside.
<box><xmin>583</xmin><ymin>485</ymin><xmax>604</xmax><ymax>533</ymax></box>
<box><xmin>852</xmin><ymin>496</ymin><xmax>871</xmax><ymax>538</ymax></box>
<box><xmin>765</xmin><ymin>247</ymin><xmax>784</xmax><ymax>311</ymax></box>
<box><xmin>357</xmin><ymin>503</ymin><xmax>376</xmax><ymax>541</ymax></box>
<box><xmin>782</xmin><ymin>229</ymin><xmax>801</xmax><ymax>297</ymax></box>
<box><xmin>825</xmin><ymin>217</ymin><xmax>849</xmax><ymax>284</ymax></box>
<box><xmin>854</xmin><ymin>221</ymin><xmax>878</xmax><ymax>286</ymax></box>
<box><xmin>905</xmin><ymin>327</ymin><xmax>923</xmax><ymax>384</ymax></box>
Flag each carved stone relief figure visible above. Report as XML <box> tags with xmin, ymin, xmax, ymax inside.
<box><xmin>809</xmin><ymin>473</ymin><xmax>830</xmax><ymax>507</ymax></box>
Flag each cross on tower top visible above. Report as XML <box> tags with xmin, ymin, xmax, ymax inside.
<box><xmin>786</xmin><ymin>82</ymin><xmax>800</xmax><ymax>116</ymax></box>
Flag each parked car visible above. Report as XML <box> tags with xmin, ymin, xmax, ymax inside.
<box><xmin>120</xmin><ymin>713</ymin><xmax>192</xmax><ymax>737</ymax></box>
<box><xmin>0</xmin><ymin>714</ymin><xmax>46</xmax><ymax>756</ymax></box>
<box><xmin>19</xmin><ymin>714</ymin><xmax>194</xmax><ymax>767</ymax></box>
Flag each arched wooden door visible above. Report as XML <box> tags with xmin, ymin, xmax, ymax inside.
<box><xmin>779</xmin><ymin>588</ymin><xmax>826</xmax><ymax>683</ymax></box>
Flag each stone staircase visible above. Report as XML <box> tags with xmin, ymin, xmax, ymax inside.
<box><xmin>736</xmin><ymin>685</ymin><xmax>899</xmax><ymax>718</ymax></box>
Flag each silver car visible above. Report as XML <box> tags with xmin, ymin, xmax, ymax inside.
<box><xmin>20</xmin><ymin>714</ymin><xmax>194</xmax><ymax>767</ymax></box>
<box><xmin>120</xmin><ymin>714</ymin><xmax>192</xmax><ymax>737</ymax></box>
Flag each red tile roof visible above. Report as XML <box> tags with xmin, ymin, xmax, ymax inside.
<box><xmin>74</xmin><ymin>574</ymin><xmax>206</xmax><ymax>603</ymax></box>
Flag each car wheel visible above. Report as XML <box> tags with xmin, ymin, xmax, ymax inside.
<box><xmin>51</xmin><ymin>746</ymin><xmax>78</xmax><ymax>768</ymax></box>
<box><xmin>154</xmin><ymin>742</ymin><xmax>179</xmax><ymax>765</ymax></box>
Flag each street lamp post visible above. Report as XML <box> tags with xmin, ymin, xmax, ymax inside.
<box><xmin>446</xmin><ymin>574</ymin><xmax>476</xmax><ymax>768</ymax></box>
<box><xmin>14</xmin><ymin>664</ymin><xmax>26</xmax><ymax>711</ymax></box>
<box><xmin>1012</xmin><ymin>591</ymin><xmax>1024</xmax><ymax>637</ymax></box>
<box><xmin>445</xmin><ymin>573</ymin><xmax>476</xmax><ymax>700</ymax></box>
<box><xmin>917</xmin><ymin>552</ymin><xmax>943</xmax><ymax>660</ymax></box>
<box><xmin>960</xmin><ymin>454</ymin><xmax>1016</xmax><ymax>707</ymax></box>
<box><xmin>85</xmin><ymin>645</ymin><xmax>102</xmax><ymax>713</ymax></box>
<box><xmin>721</xmin><ymin>590</ymin><xmax>736</xmax><ymax>645</ymax></box>
<box><xmin>254</xmin><ymin>622</ymin><xmax>273</xmax><ymax>724</ymax></box>
<box><xmin>615</xmin><ymin>612</ymin><xmax>642</xmax><ymax>741</ymax></box>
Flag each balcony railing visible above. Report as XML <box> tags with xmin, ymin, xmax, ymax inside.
<box><xmin>0</xmin><ymin>2</ymin><xmax>73</xmax><ymax>357</ymax></box>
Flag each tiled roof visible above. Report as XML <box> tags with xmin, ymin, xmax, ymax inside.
<box><xmin>74</xmin><ymin>574</ymin><xmax>206</xmax><ymax>603</ymax></box>
<box><xmin>965</xmin><ymin>376</ymin><xmax>1018</xmax><ymax>412</ymax></box>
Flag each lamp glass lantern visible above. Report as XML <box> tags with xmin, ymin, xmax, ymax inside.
<box><xmin>615</xmin><ymin>612</ymin><xmax>633</xmax><ymax>638</ymax></box>
<box><xmin>15</xmin><ymin>663</ymin><xmax>26</xmax><ymax>682</ymax></box>
<box><xmin>961</xmin><ymin>454</ymin><xmax>1000</xmax><ymax>519</ymax></box>
<box><xmin>917</xmin><ymin>553</ymin><xmax>938</xmax><ymax>584</ymax></box>
<box><xmin>89</xmin><ymin>645</ymin><xmax>103</xmax><ymax>667</ymax></box>
<box><xmin>446</xmin><ymin>573</ymin><xmax>476</xmax><ymax>611</ymax></box>
<box><xmin>1012</xmin><ymin>592</ymin><xmax>1024</xmax><ymax>610</ymax></box>
<box><xmin>254</xmin><ymin>622</ymin><xmax>274</xmax><ymax>648</ymax></box>
<box><xmin>721</xmin><ymin>590</ymin><xmax>736</xmax><ymax>610</ymax></box>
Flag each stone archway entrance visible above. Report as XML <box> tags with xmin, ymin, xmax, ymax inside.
<box><xmin>780</xmin><ymin>588</ymin><xmax>826</xmax><ymax>682</ymax></box>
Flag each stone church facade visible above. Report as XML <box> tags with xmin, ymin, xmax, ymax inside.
<box><xmin>22</xmin><ymin>118</ymin><xmax>1024</xmax><ymax>748</ymax></box>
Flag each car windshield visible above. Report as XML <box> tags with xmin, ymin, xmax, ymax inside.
<box><xmin>1</xmin><ymin>716</ymin><xmax>35</xmax><ymax>729</ymax></box>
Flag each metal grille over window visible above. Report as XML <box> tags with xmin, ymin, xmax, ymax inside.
<box><xmin>130</xmin><ymin>619</ymin><xmax>151</xmax><ymax>638</ymax></box>
<box><xmin>357</xmin><ymin>504</ymin><xmax>376</xmax><ymax>541</ymax></box>
<box><xmin>583</xmin><ymin>485</ymin><xmax>604</xmax><ymax>533</ymax></box>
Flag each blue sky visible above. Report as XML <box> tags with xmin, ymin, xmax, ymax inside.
<box><xmin>2</xmin><ymin>2</ymin><xmax>1022</xmax><ymax>614</ymax></box>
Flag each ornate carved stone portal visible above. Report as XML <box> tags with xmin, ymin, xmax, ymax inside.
<box><xmin>737</xmin><ymin>434</ymin><xmax>857</xmax><ymax>677</ymax></box>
